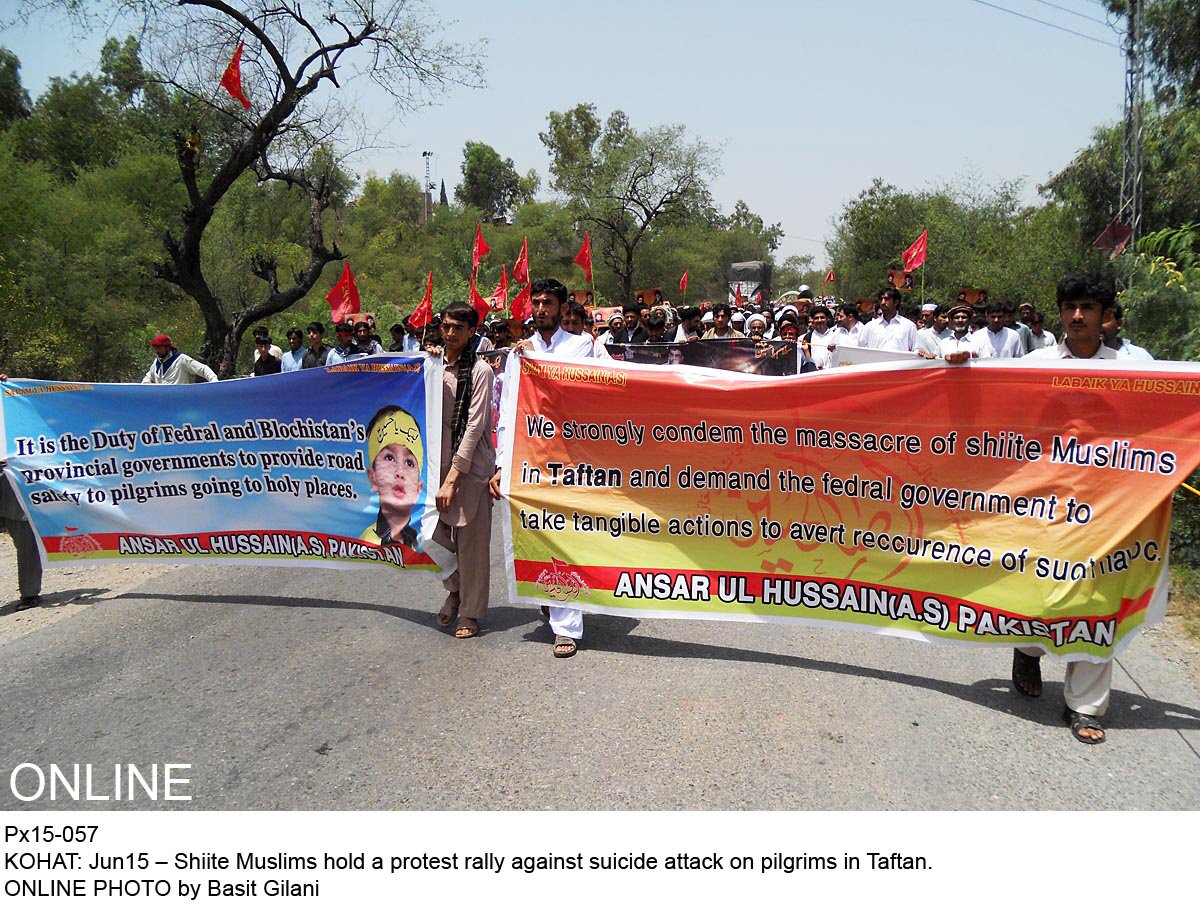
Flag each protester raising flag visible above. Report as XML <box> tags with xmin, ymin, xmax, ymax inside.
<box><xmin>512</xmin><ymin>238</ymin><xmax>529</xmax><ymax>284</ymax></box>
<box><xmin>471</xmin><ymin>223</ymin><xmax>490</xmax><ymax>272</ymax></box>
<box><xmin>824</xmin><ymin>269</ymin><xmax>836</xmax><ymax>284</ymax></box>
<box><xmin>325</xmin><ymin>261</ymin><xmax>360</xmax><ymax>322</ymax></box>
<box><xmin>679</xmin><ymin>270</ymin><xmax>689</xmax><ymax>294</ymax></box>
<box><xmin>573</xmin><ymin>232</ymin><xmax>593</xmax><ymax>283</ymax></box>
<box><xmin>410</xmin><ymin>271</ymin><xmax>434</xmax><ymax>329</ymax></box>
<box><xmin>487</xmin><ymin>266</ymin><xmax>509</xmax><ymax>314</ymax></box>
<box><xmin>902</xmin><ymin>230</ymin><xmax>929</xmax><ymax>272</ymax></box>
<box><xmin>220</xmin><ymin>41</ymin><xmax>251</xmax><ymax>110</ymax></box>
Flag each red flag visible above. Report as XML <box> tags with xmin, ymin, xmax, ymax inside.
<box><xmin>220</xmin><ymin>41</ymin><xmax>251</xmax><ymax>110</ymax></box>
<box><xmin>325</xmin><ymin>261</ymin><xmax>361</xmax><ymax>322</ymax></box>
<box><xmin>487</xmin><ymin>265</ymin><xmax>509</xmax><ymax>314</ymax></box>
<box><xmin>511</xmin><ymin>282</ymin><xmax>532</xmax><ymax>321</ymax></box>
<box><xmin>679</xmin><ymin>270</ymin><xmax>689</xmax><ymax>294</ymax></box>
<box><xmin>512</xmin><ymin>238</ymin><xmax>529</xmax><ymax>284</ymax></box>
<box><xmin>469</xmin><ymin>271</ymin><xmax>489</xmax><ymax>322</ymax></box>
<box><xmin>1093</xmin><ymin>217</ymin><xmax>1134</xmax><ymax>260</ymax></box>
<box><xmin>733</xmin><ymin>282</ymin><xmax>743</xmax><ymax>305</ymax></box>
<box><xmin>471</xmin><ymin>223</ymin><xmax>490</xmax><ymax>272</ymax></box>
<box><xmin>410</xmin><ymin>271</ymin><xmax>433</xmax><ymax>329</ymax></box>
<box><xmin>573</xmin><ymin>232</ymin><xmax>593</xmax><ymax>283</ymax></box>
<box><xmin>901</xmin><ymin>230</ymin><xmax>928</xmax><ymax>272</ymax></box>
<box><xmin>823</xmin><ymin>269</ymin><xmax>836</xmax><ymax>284</ymax></box>
<box><xmin>753</xmin><ymin>289</ymin><xmax>762</xmax><ymax>304</ymax></box>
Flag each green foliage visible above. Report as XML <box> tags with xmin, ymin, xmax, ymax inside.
<box><xmin>540</xmin><ymin>103</ymin><xmax>719</xmax><ymax>301</ymax></box>
<box><xmin>0</xmin><ymin>47</ymin><xmax>31</xmax><ymax>127</ymax></box>
<box><xmin>826</xmin><ymin>175</ymin><xmax>1091</xmax><ymax>311</ymax></box>
<box><xmin>0</xmin><ymin>129</ymin><xmax>187</xmax><ymax>381</ymax></box>
<box><xmin>1042</xmin><ymin>104</ymin><xmax>1200</xmax><ymax>244</ymax></box>
<box><xmin>454</xmin><ymin>141</ymin><xmax>537</xmax><ymax>221</ymax></box>
<box><xmin>1118</xmin><ymin>223</ymin><xmax>1200</xmax><ymax>360</ymax></box>
<box><xmin>1110</xmin><ymin>223</ymin><xmax>1200</xmax><ymax>567</ymax></box>
<box><xmin>1099</xmin><ymin>1</ymin><xmax>1200</xmax><ymax>104</ymax></box>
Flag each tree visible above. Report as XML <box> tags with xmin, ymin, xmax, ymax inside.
<box><xmin>1042</xmin><ymin>103</ymin><xmax>1200</xmax><ymax>244</ymax></box>
<box><xmin>30</xmin><ymin>0</ymin><xmax>481</xmax><ymax>377</ymax></box>
<box><xmin>1099</xmin><ymin>1</ymin><xmax>1200</xmax><ymax>103</ymax></box>
<box><xmin>454</xmin><ymin>140</ymin><xmax>537</xmax><ymax>221</ymax></box>
<box><xmin>540</xmin><ymin>103</ymin><xmax>719</xmax><ymax>302</ymax></box>
<box><xmin>0</xmin><ymin>48</ymin><xmax>31</xmax><ymax>127</ymax></box>
<box><xmin>826</xmin><ymin>175</ymin><xmax>1090</xmax><ymax>309</ymax></box>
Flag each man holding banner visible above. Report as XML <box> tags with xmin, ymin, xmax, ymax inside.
<box><xmin>491</xmin><ymin>278</ymin><xmax>593</xmax><ymax>658</ymax></box>
<box><xmin>858</xmin><ymin>288</ymin><xmax>917</xmax><ymax>352</ymax></box>
<box><xmin>1012</xmin><ymin>272</ymin><xmax>1122</xmax><ymax>744</ymax></box>
<box><xmin>431</xmin><ymin>302</ymin><xmax>496</xmax><ymax>640</ymax></box>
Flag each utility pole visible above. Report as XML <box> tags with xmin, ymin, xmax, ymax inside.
<box><xmin>1119</xmin><ymin>0</ymin><xmax>1145</xmax><ymax>246</ymax></box>
<box><xmin>421</xmin><ymin>150</ymin><xmax>434</xmax><ymax>225</ymax></box>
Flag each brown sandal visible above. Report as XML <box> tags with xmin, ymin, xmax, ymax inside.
<box><xmin>454</xmin><ymin>619</ymin><xmax>479</xmax><ymax>639</ymax></box>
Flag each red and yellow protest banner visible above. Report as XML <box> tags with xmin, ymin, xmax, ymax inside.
<box><xmin>501</xmin><ymin>354</ymin><xmax>1200</xmax><ymax>661</ymax></box>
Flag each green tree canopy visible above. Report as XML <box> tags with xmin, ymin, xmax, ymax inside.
<box><xmin>540</xmin><ymin>103</ymin><xmax>719</xmax><ymax>302</ymax></box>
<box><xmin>0</xmin><ymin>48</ymin><xmax>31</xmax><ymax>127</ymax></box>
<box><xmin>454</xmin><ymin>141</ymin><xmax>537</xmax><ymax>221</ymax></box>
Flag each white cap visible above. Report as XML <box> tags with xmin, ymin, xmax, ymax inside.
<box><xmin>731</xmin><ymin>312</ymin><xmax>745</xmax><ymax>322</ymax></box>
<box><xmin>746</xmin><ymin>313</ymin><xmax>768</xmax><ymax>328</ymax></box>
<box><xmin>798</xmin><ymin>284</ymin><xmax>810</xmax><ymax>293</ymax></box>
<box><xmin>921</xmin><ymin>303</ymin><xmax>937</xmax><ymax>312</ymax></box>
<box><xmin>701</xmin><ymin>310</ymin><xmax>714</xmax><ymax>323</ymax></box>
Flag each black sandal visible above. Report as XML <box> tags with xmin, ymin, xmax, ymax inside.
<box><xmin>1011</xmin><ymin>649</ymin><xmax>1042</xmax><ymax>698</ymax></box>
<box><xmin>1063</xmin><ymin>707</ymin><xmax>1105</xmax><ymax>745</ymax></box>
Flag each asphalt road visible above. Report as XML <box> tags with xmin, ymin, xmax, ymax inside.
<box><xmin>2</xmin><ymin>526</ymin><xmax>1199</xmax><ymax>810</ymax></box>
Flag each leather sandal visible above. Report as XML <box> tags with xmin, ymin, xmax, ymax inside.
<box><xmin>1012</xmin><ymin>649</ymin><xmax>1042</xmax><ymax>697</ymax></box>
<box><xmin>1064</xmin><ymin>707</ymin><xmax>1105</xmax><ymax>745</ymax></box>
<box><xmin>553</xmin><ymin>635</ymin><xmax>577</xmax><ymax>658</ymax></box>
<box><xmin>437</xmin><ymin>594</ymin><xmax>460</xmax><ymax>628</ymax></box>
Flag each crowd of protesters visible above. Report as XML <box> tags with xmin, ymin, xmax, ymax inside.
<box><xmin>5</xmin><ymin>272</ymin><xmax>1158</xmax><ymax>745</ymax></box>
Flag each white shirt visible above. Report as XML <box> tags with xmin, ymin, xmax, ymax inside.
<box><xmin>971</xmin><ymin>326</ymin><xmax>1025</xmax><ymax>359</ymax></box>
<box><xmin>1113</xmin><ymin>338</ymin><xmax>1154</xmax><ymax>360</ymax></box>
<box><xmin>916</xmin><ymin>326</ymin><xmax>951</xmax><ymax>357</ymax></box>
<box><xmin>858</xmin><ymin>314</ymin><xmax>918</xmax><ymax>352</ymax></box>
<box><xmin>673</xmin><ymin>325</ymin><xmax>700</xmax><ymax>343</ymax></box>
<box><xmin>808</xmin><ymin>328</ymin><xmax>837</xmax><ymax>369</ymax></box>
<box><xmin>1029</xmin><ymin>330</ymin><xmax>1057</xmax><ymax>350</ymax></box>
<box><xmin>496</xmin><ymin>327</ymin><xmax>594</xmax><ymax>466</ymax></box>
<box><xmin>326</xmin><ymin>344</ymin><xmax>365</xmax><ymax>365</ymax></box>
<box><xmin>831</xmin><ymin>324</ymin><xmax>859</xmax><ymax>348</ymax></box>
<box><xmin>1026</xmin><ymin>340</ymin><xmax>1119</xmax><ymax>361</ymax></box>
<box><xmin>142</xmin><ymin>352</ymin><xmax>218</xmax><ymax>384</ymax></box>
<box><xmin>939</xmin><ymin>333</ymin><xmax>976</xmax><ymax>358</ymax></box>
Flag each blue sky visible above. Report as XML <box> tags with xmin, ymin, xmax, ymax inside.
<box><xmin>4</xmin><ymin>0</ymin><xmax>1126</xmax><ymax>266</ymax></box>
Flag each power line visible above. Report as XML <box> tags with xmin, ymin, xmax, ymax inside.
<box><xmin>1029</xmin><ymin>0</ymin><xmax>1110</xmax><ymax>27</ymax></box>
<box><xmin>965</xmin><ymin>0</ymin><xmax>1120</xmax><ymax>48</ymax></box>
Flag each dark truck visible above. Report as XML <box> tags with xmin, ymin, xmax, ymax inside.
<box><xmin>729</xmin><ymin>260</ymin><xmax>772</xmax><ymax>302</ymax></box>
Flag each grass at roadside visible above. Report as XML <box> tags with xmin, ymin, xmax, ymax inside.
<box><xmin>1169</xmin><ymin>564</ymin><xmax>1200</xmax><ymax>640</ymax></box>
